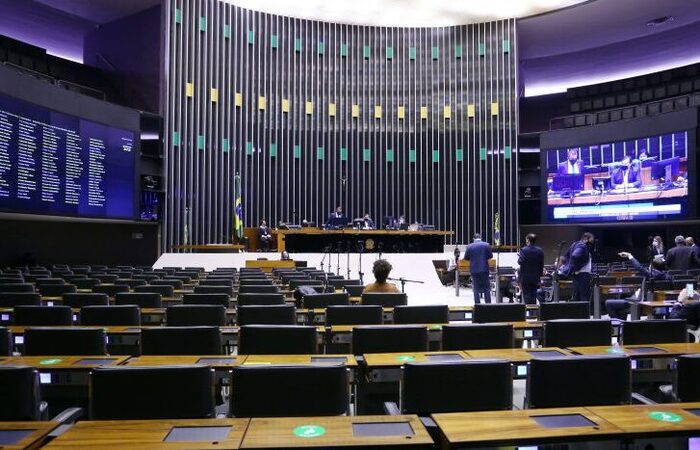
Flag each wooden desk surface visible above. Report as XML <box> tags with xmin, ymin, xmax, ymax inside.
<box><xmin>363</xmin><ymin>351</ymin><xmax>469</xmax><ymax>368</ymax></box>
<box><xmin>276</xmin><ymin>229</ymin><xmax>453</xmax><ymax>236</ymax></box>
<box><xmin>657</xmin><ymin>343</ymin><xmax>700</xmax><ymax>354</ymax></box>
<box><xmin>654</xmin><ymin>290</ymin><xmax>682</xmax><ymax>302</ymax></box>
<box><xmin>588</xmin><ymin>403</ymin><xmax>700</xmax><ymax>436</ymax></box>
<box><xmin>240</xmin><ymin>415</ymin><xmax>432</xmax><ymax>449</ymax></box>
<box><xmin>599</xmin><ymin>284</ymin><xmax>639</xmax><ymax>294</ymax></box>
<box><xmin>124</xmin><ymin>355</ymin><xmax>247</xmax><ymax>368</ymax></box>
<box><xmin>173</xmin><ymin>244</ymin><xmax>245</xmax><ymax>251</ymax></box>
<box><xmin>0</xmin><ymin>355</ymin><xmax>129</xmax><ymax>369</ymax></box>
<box><xmin>44</xmin><ymin>418</ymin><xmax>250</xmax><ymax>449</ymax></box>
<box><xmin>432</xmin><ymin>407</ymin><xmax>620</xmax><ymax>448</ymax></box>
<box><xmin>464</xmin><ymin>347</ymin><xmax>572</xmax><ymax>362</ymax></box>
<box><xmin>242</xmin><ymin>354</ymin><xmax>358</xmax><ymax>367</ymax></box>
<box><xmin>0</xmin><ymin>421</ymin><xmax>59</xmax><ymax>450</ymax></box>
<box><xmin>567</xmin><ymin>344</ymin><xmax>682</xmax><ymax>358</ymax></box>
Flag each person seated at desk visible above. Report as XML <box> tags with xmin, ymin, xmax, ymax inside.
<box><xmin>611</xmin><ymin>156</ymin><xmax>642</xmax><ymax>189</ymax></box>
<box><xmin>557</xmin><ymin>148</ymin><xmax>585</xmax><ymax>175</ymax></box>
<box><xmin>258</xmin><ymin>220</ymin><xmax>273</xmax><ymax>251</ymax></box>
<box><xmin>326</xmin><ymin>206</ymin><xmax>346</xmax><ymax>229</ymax></box>
<box><xmin>364</xmin><ymin>259</ymin><xmax>400</xmax><ymax>293</ymax></box>
<box><xmin>605</xmin><ymin>251</ymin><xmax>670</xmax><ymax>320</ymax></box>
<box><xmin>670</xmin><ymin>288</ymin><xmax>700</xmax><ymax>328</ymax></box>
<box><xmin>397</xmin><ymin>215</ymin><xmax>408</xmax><ymax>230</ymax></box>
<box><xmin>362</xmin><ymin>213</ymin><xmax>375</xmax><ymax>230</ymax></box>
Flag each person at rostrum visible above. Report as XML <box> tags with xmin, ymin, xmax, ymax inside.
<box><xmin>517</xmin><ymin>233</ymin><xmax>545</xmax><ymax>305</ymax></box>
<box><xmin>258</xmin><ymin>219</ymin><xmax>273</xmax><ymax>252</ymax></box>
<box><xmin>559</xmin><ymin>232</ymin><xmax>595</xmax><ymax>303</ymax></box>
<box><xmin>465</xmin><ymin>233</ymin><xmax>493</xmax><ymax>304</ymax></box>
<box><xmin>364</xmin><ymin>259</ymin><xmax>400</xmax><ymax>293</ymax></box>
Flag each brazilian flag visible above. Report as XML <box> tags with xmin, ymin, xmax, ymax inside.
<box><xmin>234</xmin><ymin>173</ymin><xmax>243</xmax><ymax>242</ymax></box>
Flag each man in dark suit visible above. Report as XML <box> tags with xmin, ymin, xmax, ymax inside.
<box><xmin>465</xmin><ymin>233</ymin><xmax>493</xmax><ymax>304</ymax></box>
<box><xmin>518</xmin><ymin>233</ymin><xmax>545</xmax><ymax>305</ymax></box>
<box><xmin>557</xmin><ymin>148</ymin><xmax>585</xmax><ymax>175</ymax></box>
<box><xmin>560</xmin><ymin>232</ymin><xmax>595</xmax><ymax>303</ymax></box>
<box><xmin>326</xmin><ymin>206</ymin><xmax>346</xmax><ymax>229</ymax></box>
<box><xmin>666</xmin><ymin>235</ymin><xmax>697</xmax><ymax>272</ymax></box>
<box><xmin>611</xmin><ymin>156</ymin><xmax>642</xmax><ymax>189</ymax></box>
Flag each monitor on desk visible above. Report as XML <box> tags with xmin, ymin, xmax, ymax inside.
<box><xmin>326</xmin><ymin>217</ymin><xmax>348</xmax><ymax>229</ymax></box>
<box><xmin>552</xmin><ymin>174</ymin><xmax>584</xmax><ymax>192</ymax></box>
<box><xmin>651</xmin><ymin>157</ymin><xmax>681</xmax><ymax>182</ymax></box>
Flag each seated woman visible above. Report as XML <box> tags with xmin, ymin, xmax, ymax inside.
<box><xmin>364</xmin><ymin>259</ymin><xmax>400</xmax><ymax>293</ymax></box>
<box><xmin>258</xmin><ymin>220</ymin><xmax>273</xmax><ymax>252</ymax></box>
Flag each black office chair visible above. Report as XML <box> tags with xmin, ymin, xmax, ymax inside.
<box><xmin>622</xmin><ymin>319</ymin><xmax>688</xmax><ymax>345</ymax></box>
<box><xmin>115</xmin><ymin>279</ymin><xmax>147</xmax><ymax>289</ymax></box>
<box><xmin>238</xmin><ymin>278</ymin><xmax>273</xmax><ymax>286</ymax></box>
<box><xmin>393</xmin><ymin>305</ymin><xmax>449</xmax><ymax>324</ymax></box>
<box><xmin>0</xmin><ymin>327</ymin><xmax>12</xmax><ymax>356</ymax></box>
<box><xmin>134</xmin><ymin>285</ymin><xmax>174</xmax><ymax>297</ymax></box>
<box><xmin>676</xmin><ymin>354</ymin><xmax>700</xmax><ymax>402</ymax></box>
<box><xmin>176</xmin><ymin>271</ymin><xmax>200</xmax><ymax>280</ymax></box>
<box><xmin>183</xmin><ymin>293</ymin><xmax>230</xmax><ymax>307</ymax></box>
<box><xmin>199</xmin><ymin>278</ymin><xmax>233</xmax><ymax>287</ymax></box>
<box><xmin>325</xmin><ymin>305</ymin><xmax>383</xmax><ymax>326</ymax></box>
<box><xmin>166</xmin><ymin>305</ymin><xmax>226</xmax><ymax>326</ymax></box>
<box><xmin>191</xmin><ymin>285</ymin><xmax>233</xmax><ymax>296</ymax></box>
<box><xmin>0</xmin><ymin>283</ymin><xmax>35</xmax><ymax>293</ymax></box>
<box><xmin>133</xmin><ymin>274</ymin><xmax>161</xmax><ymax>282</ymax></box>
<box><xmin>597</xmin><ymin>276</ymin><xmax>619</xmax><ymax>285</ymax></box>
<box><xmin>140</xmin><ymin>326</ymin><xmax>222</xmax><ymax>355</ymax></box>
<box><xmin>303</xmin><ymin>293</ymin><xmax>350</xmax><ymax>309</ymax></box>
<box><xmin>73</xmin><ymin>278</ymin><xmax>101</xmax><ymax>290</ymax></box>
<box><xmin>114</xmin><ymin>292</ymin><xmax>162</xmax><ymax>308</ymax></box>
<box><xmin>236</xmin><ymin>293</ymin><xmax>285</xmax><ymax>306</ymax></box>
<box><xmin>473</xmin><ymin>303</ymin><xmax>526</xmax><ymax>323</ymax></box>
<box><xmin>328</xmin><ymin>279</ymin><xmax>363</xmax><ymax>289</ymax></box>
<box><xmin>237</xmin><ymin>305</ymin><xmax>296</xmax><ymax>325</ymax></box>
<box><xmin>62</xmin><ymin>293</ymin><xmax>109</xmax><ymax>308</ymax></box>
<box><xmin>93</xmin><ymin>274</ymin><xmax>119</xmax><ymax>284</ymax></box>
<box><xmin>237</xmin><ymin>285</ymin><xmax>278</xmax><ymax>294</ymax></box>
<box><xmin>80</xmin><ymin>305</ymin><xmax>141</xmax><ymax>326</ymax></box>
<box><xmin>361</xmin><ymin>293</ymin><xmax>408</xmax><ymax>307</ymax></box>
<box><xmin>0</xmin><ymin>292</ymin><xmax>41</xmax><ymax>307</ymax></box>
<box><xmin>230</xmin><ymin>364</ymin><xmax>349</xmax><ymax>417</ymax></box>
<box><xmin>37</xmin><ymin>284</ymin><xmax>77</xmax><ymax>297</ymax></box>
<box><xmin>24</xmin><ymin>328</ymin><xmax>107</xmax><ymax>355</ymax></box>
<box><xmin>289</xmin><ymin>279</ymin><xmax>324</xmax><ymax>290</ymax></box>
<box><xmin>543</xmin><ymin>319</ymin><xmax>612</xmax><ymax>348</ymax></box>
<box><xmin>352</xmin><ymin>325</ymin><xmax>428</xmax><ymax>355</ymax></box>
<box><xmin>13</xmin><ymin>306</ymin><xmax>72</xmax><ymax>326</ymax></box>
<box><xmin>92</xmin><ymin>284</ymin><xmax>130</xmax><ymax>297</ymax></box>
<box><xmin>90</xmin><ymin>365</ymin><xmax>215</xmax><ymax>419</ymax></box>
<box><xmin>539</xmin><ymin>301</ymin><xmax>590</xmax><ymax>321</ymax></box>
<box><xmin>525</xmin><ymin>355</ymin><xmax>631</xmax><ymax>408</ymax></box>
<box><xmin>35</xmin><ymin>278</ymin><xmax>65</xmax><ymax>286</ymax></box>
<box><xmin>345</xmin><ymin>285</ymin><xmax>365</xmax><ymax>296</ymax></box>
<box><xmin>151</xmin><ymin>279</ymin><xmax>184</xmax><ymax>290</ymax></box>
<box><xmin>441</xmin><ymin>324</ymin><xmax>514</xmax><ymax>350</ymax></box>
<box><xmin>621</xmin><ymin>276</ymin><xmax>644</xmax><ymax>285</ymax></box>
<box><xmin>0</xmin><ymin>366</ymin><xmax>46</xmax><ymax>420</ymax></box>
<box><xmin>238</xmin><ymin>325</ymin><xmax>319</xmax><ymax>354</ymax></box>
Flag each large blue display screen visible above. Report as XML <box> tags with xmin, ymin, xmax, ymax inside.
<box><xmin>0</xmin><ymin>94</ymin><xmax>136</xmax><ymax>220</ymax></box>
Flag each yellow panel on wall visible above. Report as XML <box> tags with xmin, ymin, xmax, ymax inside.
<box><xmin>235</xmin><ymin>92</ymin><xmax>242</xmax><ymax>107</ymax></box>
<box><xmin>397</xmin><ymin>106</ymin><xmax>405</xmax><ymax>119</ymax></box>
<box><xmin>328</xmin><ymin>103</ymin><xmax>336</xmax><ymax>117</ymax></box>
<box><xmin>374</xmin><ymin>105</ymin><xmax>382</xmax><ymax>119</ymax></box>
<box><xmin>491</xmin><ymin>102</ymin><xmax>499</xmax><ymax>115</ymax></box>
<box><xmin>305</xmin><ymin>101</ymin><xmax>314</xmax><ymax>115</ymax></box>
<box><xmin>443</xmin><ymin>105</ymin><xmax>451</xmax><ymax>119</ymax></box>
<box><xmin>352</xmin><ymin>104</ymin><xmax>360</xmax><ymax>118</ymax></box>
<box><xmin>467</xmin><ymin>104</ymin><xmax>475</xmax><ymax>117</ymax></box>
<box><xmin>210</xmin><ymin>88</ymin><xmax>218</xmax><ymax>103</ymax></box>
<box><xmin>420</xmin><ymin>106</ymin><xmax>428</xmax><ymax>120</ymax></box>
<box><xmin>258</xmin><ymin>96</ymin><xmax>266</xmax><ymax>110</ymax></box>
<box><xmin>185</xmin><ymin>82</ymin><xmax>194</xmax><ymax>98</ymax></box>
<box><xmin>282</xmin><ymin>98</ymin><xmax>290</xmax><ymax>112</ymax></box>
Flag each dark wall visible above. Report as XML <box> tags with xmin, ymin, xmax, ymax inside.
<box><xmin>519</xmin><ymin>93</ymin><xmax>569</xmax><ymax>134</ymax></box>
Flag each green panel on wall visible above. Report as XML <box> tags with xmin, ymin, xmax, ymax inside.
<box><xmin>174</xmin><ymin>8</ymin><xmax>182</xmax><ymax>24</ymax></box>
<box><xmin>271</xmin><ymin>34</ymin><xmax>278</xmax><ymax>48</ymax></box>
<box><xmin>340</xmin><ymin>147</ymin><xmax>348</xmax><ymax>161</ymax></box>
<box><xmin>247</xmin><ymin>30</ymin><xmax>254</xmax><ymax>44</ymax></box>
<box><xmin>340</xmin><ymin>43</ymin><xmax>348</xmax><ymax>57</ymax></box>
<box><xmin>454</xmin><ymin>45</ymin><xmax>462</xmax><ymax>58</ymax></box>
<box><xmin>172</xmin><ymin>131</ymin><xmax>180</xmax><ymax>146</ymax></box>
<box><xmin>386</xmin><ymin>46</ymin><xmax>393</xmax><ymax>60</ymax></box>
<box><xmin>478</xmin><ymin>42</ymin><xmax>486</xmax><ymax>56</ymax></box>
<box><xmin>317</xmin><ymin>41</ymin><xmax>325</xmax><ymax>55</ymax></box>
<box><xmin>504</xmin><ymin>145</ymin><xmax>512</xmax><ymax>160</ymax></box>
<box><xmin>456</xmin><ymin>148</ymin><xmax>463</xmax><ymax>162</ymax></box>
<box><xmin>293</xmin><ymin>144</ymin><xmax>301</xmax><ymax>159</ymax></box>
<box><xmin>269</xmin><ymin>143</ymin><xmax>277</xmax><ymax>157</ymax></box>
<box><xmin>222</xmin><ymin>138</ymin><xmax>229</xmax><ymax>152</ymax></box>
<box><xmin>432</xmin><ymin>46</ymin><xmax>439</xmax><ymax>60</ymax></box>
<box><xmin>386</xmin><ymin>148</ymin><xmax>394</xmax><ymax>162</ymax></box>
<box><xmin>223</xmin><ymin>24</ymin><xmax>230</xmax><ymax>38</ymax></box>
<box><xmin>479</xmin><ymin>147</ymin><xmax>487</xmax><ymax>161</ymax></box>
<box><xmin>199</xmin><ymin>17</ymin><xmax>207</xmax><ymax>32</ymax></box>
<box><xmin>432</xmin><ymin>149</ymin><xmax>439</xmax><ymax>162</ymax></box>
<box><xmin>294</xmin><ymin>38</ymin><xmax>302</xmax><ymax>52</ymax></box>
<box><xmin>363</xmin><ymin>45</ymin><xmax>371</xmax><ymax>59</ymax></box>
<box><xmin>317</xmin><ymin>147</ymin><xmax>325</xmax><ymax>160</ymax></box>
<box><xmin>409</xmin><ymin>148</ymin><xmax>416</xmax><ymax>163</ymax></box>
<box><xmin>408</xmin><ymin>46</ymin><xmax>416</xmax><ymax>60</ymax></box>
<box><xmin>363</xmin><ymin>148</ymin><xmax>371</xmax><ymax>161</ymax></box>
<box><xmin>246</xmin><ymin>141</ymin><xmax>254</xmax><ymax>155</ymax></box>
<box><xmin>502</xmin><ymin>39</ymin><xmax>510</xmax><ymax>53</ymax></box>
<box><xmin>197</xmin><ymin>135</ymin><xmax>205</xmax><ymax>150</ymax></box>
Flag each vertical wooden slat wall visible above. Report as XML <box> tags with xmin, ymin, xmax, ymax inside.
<box><xmin>163</xmin><ymin>0</ymin><xmax>519</xmax><ymax>251</ymax></box>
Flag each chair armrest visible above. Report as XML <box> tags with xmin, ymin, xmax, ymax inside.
<box><xmin>383</xmin><ymin>402</ymin><xmax>401</xmax><ymax>415</ymax></box>
<box><xmin>631</xmin><ymin>392</ymin><xmax>658</xmax><ymax>405</ymax></box>
<box><xmin>51</xmin><ymin>407</ymin><xmax>84</xmax><ymax>424</ymax></box>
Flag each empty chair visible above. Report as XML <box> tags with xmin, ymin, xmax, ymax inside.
<box><xmin>93</xmin><ymin>274</ymin><xmax>118</xmax><ymax>284</ymax></box>
<box><xmin>543</xmin><ymin>319</ymin><xmax>612</xmax><ymax>348</ymax></box>
<box><xmin>35</xmin><ymin>278</ymin><xmax>64</xmax><ymax>286</ymax></box>
<box><xmin>238</xmin><ymin>325</ymin><xmax>319</xmax><ymax>354</ymax></box>
<box><xmin>0</xmin><ymin>366</ymin><xmax>45</xmax><ymax>420</ymax></box>
<box><xmin>597</xmin><ymin>276</ymin><xmax>618</xmax><ymax>285</ymax></box>
<box><xmin>38</xmin><ymin>284</ymin><xmax>77</xmax><ymax>297</ymax></box>
<box><xmin>525</xmin><ymin>355</ymin><xmax>631</xmax><ymax>408</ymax></box>
<box><xmin>239</xmin><ymin>278</ymin><xmax>273</xmax><ymax>286</ymax></box>
<box><xmin>441</xmin><ymin>324</ymin><xmax>514</xmax><ymax>350</ymax></box>
<box><xmin>183</xmin><ymin>293</ymin><xmax>230</xmax><ymax>307</ymax></box>
<box><xmin>151</xmin><ymin>279</ymin><xmax>184</xmax><ymax>289</ymax></box>
<box><xmin>198</xmin><ymin>278</ymin><xmax>233</xmax><ymax>287</ymax></box>
<box><xmin>140</xmin><ymin>326</ymin><xmax>222</xmax><ymax>355</ymax></box>
<box><xmin>0</xmin><ymin>327</ymin><xmax>11</xmax><ymax>356</ymax></box>
<box><xmin>676</xmin><ymin>354</ymin><xmax>700</xmax><ymax>402</ymax></box>
<box><xmin>24</xmin><ymin>328</ymin><xmax>106</xmax><ymax>355</ymax></box>
<box><xmin>166</xmin><ymin>305</ymin><xmax>226</xmax><ymax>326</ymax></box>
<box><xmin>114</xmin><ymin>279</ymin><xmax>147</xmax><ymax>289</ymax></box>
<box><xmin>328</xmin><ymin>279</ymin><xmax>363</xmax><ymax>289</ymax></box>
<box><xmin>0</xmin><ymin>292</ymin><xmax>40</xmax><ymax>307</ymax></box>
<box><xmin>61</xmin><ymin>274</ymin><xmax>88</xmax><ymax>282</ymax></box>
<box><xmin>473</xmin><ymin>303</ymin><xmax>526</xmax><ymax>323</ymax></box>
<box><xmin>80</xmin><ymin>305</ymin><xmax>141</xmax><ymax>326</ymax></box>
<box><xmin>303</xmin><ymin>292</ymin><xmax>350</xmax><ymax>309</ymax></box>
<box><xmin>92</xmin><ymin>284</ymin><xmax>130</xmax><ymax>297</ymax></box>
<box><xmin>0</xmin><ymin>283</ymin><xmax>34</xmax><ymax>293</ymax></box>
<box><xmin>0</xmin><ymin>277</ymin><xmax>25</xmax><ymax>284</ymax></box>
<box><xmin>622</xmin><ymin>319</ymin><xmax>688</xmax><ymax>345</ymax></box>
<box><xmin>289</xmin><ymin>279</ymin><xmax>324</xmax><ymax>290</ymax></box>
<box><xmin>175</xmin><ymin>271</ymin><xmax>200</xmax><ymax>280</ymax></box>
<box><xmin>134</xmin><ymin>285</ymin><xmax>174</xmax><ymax>297</ymax></box>
<box><xmin>193</xmin><ymin>285</ymin><xmax>234</xmax><ymax>296</ymax></box>
<box><xmin>90</xmin><ymin>365</ymin><xmax>215</xmax><ymax>419</ymax></box>
<box><xmin>236</xmin><ymin>293</ymin><xmax>285</xmax><ymax>306</ymax></box>
<box><xmin>24</xmin><ymin>274</ymin><xmax>50</xmax><ymax>283</ymax></box>
<box><xmin>352</xmin><ymin>325</ymin><xmax>428</xmax><ymax>355</ymax></box>
<box><xmin>133</xmin><ymin>274</ymin><xmax>160</xmax><ymax>282</ymax></box>
<box><xmin>539</xmin><ymin>301</ymin><xmax>590</xmax><ymax>321</ymax></box>
<box><xmin>361</xmin><ymin>293</ymin><xmax>408</xmax><ymax>307</ymax></box>
<box><xmin>73</xmin><ymin>278</ymin><xmax>100</xmax><ymax>289</ymax></box>
<box><xmin>115</xmin><ymin>292</ymin><xmax>162</xmax><ymax>308</ymax></box>
<box><xmin>13</xmin><ymin>306</ymin><xmax>72</xmax><ymax>326</ymax></box>
<box><xmin>650</xmin><ymin>279</ymin><xmax>672</xmax><ymax>291</ymax></box>
<box><xmin>325</xmin><ymin>305</ymin><xmax>383</xmax><ymax>326</ymax></box>
<box><xmin>230</xmin><ymin>364</ymin><xmax>349</xmax><ymax>417</ymax></box>
<box><xmin>62</xmin><ymin>293</ymin><xmax>109</xmax><ymax>308</ymax></box>
<box><xmin>621</xmin><ymin>276</ymin><xmax>644</xmax><ymax>285</ymax></box>
<box><xmin>237</xmin><ymin>305</ymin><xmax>296</xmax><ymax>326</ymax></box>
<box><xmin>345</xmin><ymin>285</ymin><xmax>365</xmax><ymax>296</ymax></box>
<box><xmin>393</xmin><ymin>305</ymin><xmax>449</xmax><ymax>324</ymax></box>
<box><xmin>237</xmin><ymin>285</ymin><xmax>278</xmax><ymax>294</ymax></box>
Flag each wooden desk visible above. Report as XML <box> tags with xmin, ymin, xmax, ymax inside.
<box><xmin>464</xmin><ymin>347</ymin><xmax>572</xmax><ymax>379</ymax></box>
<box><xmin>548</xmin><ymin>186</ymin><xmax>687</xmax><ymax>205</ymax></box>
<box><xmin>242</xmin><ymin>354</ymin><xmax>358</xmax><ymax>368</ymax></box>
<box><xmin>172</xmin><ymin>244</ymin><xmax>245</xmax><ymax>253</ymax></box>
<box><xmin>0</xmin><ymin>355</ymin><xmax>129</xmax><ymax>370</ymax></box>
<box><xmin>245</xmin><ymin>260</ymin><xmax>296</xmax><ymax>273</ymax></box>
<box><xmin>44</xmin><ymin>418</ymin><xmax>250</xmax><ymax>449</ymax></box>
<box><xmin>588</xmin><ymin>403</ymin><xmax>700</xmax><ymax>437</ymax></box>
<box><xmin>654</xmin><ymin>290</ymin><xmax>682</xmax><ymax>302</ymax></box>
<box><xmin>567</xmin><ymin>344</ymin><xmax>682</xmax><ymax>359</ymax></box>
<box><xmin>363</xmin><ymin>351</ymin><xmax>469</xmax><ymax>383</ymax></box>
<box><xmin>123</xmin><ymin>355</ymin><xmax>247</xmax><ymax>369</ymax></box>
<box><xmin>0</xmin><ymin>421</ymin><xmax>59</xmax><ymax>450</ymax></box>
<box><xmin>632</xmin><ymin>300</ymin><xmax>676</xmax><ymax>320</ymax></box>
<box><xmin>275</xmin><ymin>228</ymin><xmax>453</xmax><ymax>253</ymax></box>
<box><xmin>593</xmin><ymin>284</ymin><xmax>640</xmax><ymax>318</ymax></box>
<box><xmin>240</xmin><ymin>415</ymin><xmax>433</xmax><ymax>449</ymax></box>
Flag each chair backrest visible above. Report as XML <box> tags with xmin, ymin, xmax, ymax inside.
<box><xmin>676</xmin><ymin>354</ymin><xmax>700</xmax><ymax>402</ymax></box>
<box><xmin>151</xmin><ymin>279</ymin><xmax>184</xmax><ymax>289</ymax></box>
<box><xmin>115</xmin><ymin>279</ymin><xmax>147</xmax><ymax>289</ymax></box>
<box><xmin>352</xmin><ymin>325</ymin><xmax>428</xmax><ymax>355</ymax></box>
<box><xmin>289</xmin><ymin>279</ymin><xmax>324</xmax><ymax>290</ymax></box>
<box><xmin>166</xmin><ymin>305</ymin><xmax>226</xmax><ymax>326</ymax></box>
<box><xmin>80</xmin><ymin>305</ymin><xmax>141</xmax><ymax>326</ymax></box>
<box><xmin>237</xmin><ymin>285</ymin><xmax>279</xmax><ymax>294</ymax></box>
<box><xmin>0</xmin><ymin>327</ymin><xmax>12</xmax><ymax>356</ymax></box>
<box><xmin>73</xmin><ymin>278</ymin><xmax>101</xmax><ymax>289</ymax></box>
<box><xmin>622</xmin><ymin>319</ymin><xmax>688</xmax><ymax>345</ymax></box>
<box><xmin>0</xmin><ymin>292</ymin><xmax>40</xmax><ymax>307</ymax></box>
<box><xmin>526</xmin><ymin>355</ymin><xmax>631</xmax><ymax>408</ymax></box>
<box><xmin>236</xmin><ymin>293</ymin><xmax>285</xmax><ymax>306</ymax></box>
<box><xmin>24</xmin><ymin>327</ymin><xmax>107</xmax><ymax>355</ymax></box>
<box><xmin>345</xmin><ymin>285</ymin><xmax>365</xmax><ymax>296</ymax></box>
<box><xmin>62</xmin><ymin>293</ymin><xmax>109</xmax><ymax>308</ymax></box>
<box><xmin>0</xmin><ymin>283</ymin><xmax>34</xmax><ymax>293</ymax></box>
<box><xmin>94</xmin><ymin>274</ymin><xmax>118</xmax><ymax>284</ymax></box>
<box><xmin>90</xmin><ymin>365</ymin><xmax>215</xmax><ymax>419</ymax></box>
<box><xmin>133</xmin><ymin>274</ymin><xmax>160</xmax><ymax>282</ymax></box>
<box><xmin>473</xmin><ymin>303</ymin><xmax>526</xmax><ymax>323</ymax></box>
<box><xmin>361</xmin><ymin>293</ymin><xmax>408</xmax><ymax>307</ymax></box>
<box><xmin>402</xmin><ymin>360</ymin><xmax>512</xmax><ymax>414</ymax></box>
<box><xmin>303</xmin><ymin>293</ymin><xmax>350</xmax><ymax>309</ymax></box>
<box><xmin>597</xmin><ymin>276</ymin><xmax>618</xmax><ymax>285</ymax></box>
<box><xmin>539</xmin><ymin>301</ymin><xmax>590</xmax><ymax>321</ymax></box>
<box><xmin>140</xmin><ymin>326</ymin><xmax>222</xmax><ymax>355</ymax></box>
<box><xmin>238</xmin><ymin>278</ymin><xmax>273</xmax><ymax>286</ymax></box>
<box><xmin>92</xmin><ymin>284</ymin><xmax>130</xmax><ymax>297</ymax></box>
<box><xmin>198</xmin><ymin>278</ymin><xmax>233</xmax><ymax>287</ymax></box>
<box><xmin>230</xmin><ymin>364</ymin><xmax>349</xmax><ymax>417</ymax></box>
<box><xmin>114</xmin><ymin>292</ymin><xmax>163</xmax><ymax>308</ymax></box>
<box><xmin>620</xmin><ymin>276</ymin><xmax>644</xmax><ymax>285</ymax></box>
<box><xmin>325</xmin><ymin>305</ymin><xmax>383</xmax><ymax>326</ymax></box>
<box><xmin>13</xmin><ymin>306</ymin><xmax>72</xmax><ymax>326</ymax></box>
<box><xmin>650</xmin><ymin>279</ymin><xmax>672</xmax><ymax>291</ymax></box>
<box><xmin>441</xmin><ymin>324</ymin><xmax>514</xmax><ymax>350</ymax></box>
<box><xmin>238</xmin><ymin>325</ymin><xmax>319</xmax><ymax>354</ymax></box>
<box><xmin>182</xmin><ymin>293</ymin><xmax>230</xmax><ymax>307</ymax></box>
<box><xmin>543</xmin><ymin>319</ymin><xmax>612</xmax><ymax>348</ymax></box>
<box><xmin>134</xmin><ymin>285</ymin><xmax>174</xmax><ymax>297</ymax></box>
<box><xmin>237</xmin><ymin>305</ymin><xmax>296</xmax><ymax>325</ymax></box>
<box><xmin>35</xmin><ymin>278</ymin><xmax>64</xmax><ymax>286</ymax></box>
<box><xmin>0</xmin><ymin>366</ymin><xmax>42</xmax><ymax>420</ymax></box>
<box><xmin>393</xmin><ymin>305</ymin><xmax>449</xmax><ymax>324</ymax></box>
<box><xmin>328</xmin><ymin>279</ymin><xmax>362</xmax><ymax>288</ymax></box>
<box><xmin>38</xmin><ymin>284</ymin><xmax>77</xmax><ymax>297</ymax></box>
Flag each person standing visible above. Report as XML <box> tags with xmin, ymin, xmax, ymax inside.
<box><xmin>646</xmin><ymin>235</ymin><xmax>665</xmax><ymax>265</ymax></box>
<box><xmin>465</xmin><ymin>233</ymin><xmax>493</xmax><ymax>304</ymax></box>
<box><xmin>518</xmin><ymin>233</ymin><xmax>545</xmax><ymax>305</ymax></box>
<box><xmin>666</xmin><ymin>235</ymin><xmax>696</xmax><ymax>272</ymax></box>
<box><xmin>560</xmin><ymin>232</ymin><xmax>595</xmax><ymax>303</ymax></box>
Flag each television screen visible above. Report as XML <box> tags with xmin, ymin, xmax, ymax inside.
<box><xmin>0</xmin><ymin>93</ymin><xmax>136</xmax><ymax>220</ymax></box>
<box><xmin>544</xmin><ymin>130</ymin><xmax>689</xmax><ymax>222</ymax></box>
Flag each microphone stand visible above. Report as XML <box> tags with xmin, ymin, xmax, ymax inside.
<box><xmin>320</xmin><ymin>247</ymin><xmax>328</xmax><ymax>271</ymax></box>
<box><xmin>336</xmin><ymin>242</ymin><xmax>341</xmax><ymax>276</ymax></box>
<box><xmin>357</xmin><ymin>241</ymin><xmax>365</xmax><ymax>284</ymax></box>
<box><xmin>346</xmin><ymin>240</ymin><xmax>351</xmax><ymax>280</ymax></box>
<box><xmin>552</xmin><ymin>240</ymin><xmax>567</xmax><ymax>302</ymax></box>
<box><xmin>387</xmin><ymin>276</ymin><xmax>424</xmax><ymax>294</ymax></box>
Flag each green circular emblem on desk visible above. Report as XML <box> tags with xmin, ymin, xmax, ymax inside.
<box><xmin>293</xmin><ymin>425</ymin><xmax>326</xmax><ymax>438</ymax></box>
<box><xmin>396</xmin><ymin>355</ymin><xmax>416</xmax><ymax>362</ymax></box>
<box><xmin>39</xmin><ymin>358</ymin><xmax>62</xmax><ymax>365</ymax></box>
<box><xmin>605</xmin><ymin>347</ymin><xmax>624</xmax><ymax>354</ymax></box>
<box><xmin>648</xmin><ymin>411</ymin><xmax>683</xmax><ymax>423</ymax></box>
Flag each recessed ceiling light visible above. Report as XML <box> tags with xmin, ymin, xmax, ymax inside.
<box><xmin>646</xmin><ymin>16</ymin><xmax>674</xmax><ymax>27</ymax></box>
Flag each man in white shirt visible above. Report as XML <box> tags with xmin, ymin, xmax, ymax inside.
<box><xmin>557</xmin><ymin>148</ymin><xmax>585</xmax><ymax>175</ymax></box>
